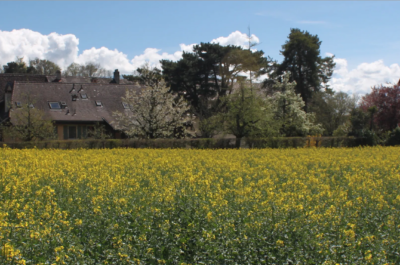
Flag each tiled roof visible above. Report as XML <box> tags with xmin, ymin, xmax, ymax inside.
<box><xmin>0</xmin><ymin>74</ymin><xmax>48</xmax><ymax>102</ymax></box>
<box><xmin>10</xmin><ymin>82</ymin><xmax>143</xmax><ymax>129</ymax></box>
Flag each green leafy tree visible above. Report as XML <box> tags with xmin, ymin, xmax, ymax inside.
<box><xmin>87</xmin><ymin>122</ymin><xmax>111</xmax><ymax>140</ymax></box>
<box><xmin>3</xmin><ymin>57</ymin><xmax>28</xmax><ymax>73</ymax></box>
<box><xmin>222</xmin><ymin>83</ymin><xmax>277</xmax><ymax>148</ymax></box>
<box><xmin>161</xmin><ymin>42</ymin><xmax>272</xmax><ymax>127</ymax></box>
<box><xmin>348</xmin><ymin>108</ymin><xmax>370</xmax><ymax>137</ymax></box>
<box><xmin>269</xmin><ymin>72</ymin><xmax>323</xmax><ymax>136</ymax></box>
<box><xmin>2</xmin><ymin>94</ymin><xmax>56</xmax><ymax>141</ymax></box>
<box><xmin>274</xmin><ymin>28</ymin><xmax>335</xmax><ymax>112</ymax></box>
<box><xmin>310</xmin><ymin>91</ymin><xmax>357</xmax><ymax>135</ymax></box>
<box><xmin>27</xmin><ymin>58</ymin><xmax>61</xmax><ymax>75</ymax></box>
<box><xmin>63</xmin><ymin>62</ymin><xmax>111</xmax><ymax>77</ymax></box>
<box><xmin>63</xmin><ymin>63</ymin><xmax>81</xmax><ymax>76</ymax></box>
<box><xmin>113</xmin><ymin>65</ymin><xmax>192</xmax><ymax>139</ymax></box>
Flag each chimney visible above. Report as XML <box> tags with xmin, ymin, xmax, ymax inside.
<box><xmin>56</xmin><ymin>70</ymin><xmax>62</xmax><ymax>81</ymax></box>
<box><xmin>114</xmin><ymin>69</ymin><xmax>120</xmax><ymax>84</ymax></box>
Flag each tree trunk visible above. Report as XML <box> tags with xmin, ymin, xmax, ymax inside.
<box><xmin>235</xmin><ymin>137</ymin><xmax>242</xmax><ymax>149</ymax></box>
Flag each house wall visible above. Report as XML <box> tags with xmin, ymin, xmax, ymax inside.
<box><xmin>59</xmin><ymin>124</ymin><xmax>91</xmax><ymax>140</ymax></box>
<box><xmin>57</xmin><ymin>123</ymin><xmax>121</xmax><ymax>140</ymax></box>
<box><xmin>57</xmin><ymin>125</ymin><xmax>64</xmax><ymax>140</ymax></box>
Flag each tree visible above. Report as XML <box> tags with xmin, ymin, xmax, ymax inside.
<box><xmin>27</xmin><ymin>58</ymin><xmax>61</xmax><ymax>75</ymax></box>
<box><xmin>113</xmin><ymin>65</ymin><xmax>192</xmax><ymax>139</ymax></box>
<box><xmin>310</xmin><ymin>91</ymin><xmax>357</xmax><ymax>135</ymax></box>
<box><xmin>63</xmin><ymin>63</ymin><xmax>81</xmax><ymax>76</ymax></box>
<box><xmin>360</xmin><ymin>81</ymin><xmax>400</xmax><ymax>131</ymax></box>
<box><xmin>121</xmin><ymin>74</ymin><xmax>142</xmax><ymax>83</ymax></box>
<box><xmin>2</xmin><ymin>94</ymin><xmax>56</xmax><ymax>141</ymax></box>
<box><xmin>3</xmin><ymin>57</ymin><xmax>28</xmax><ymax>73</ymax></box>
<box><xmin>161</xmin><ymin>42</ymin><xmax>272</xmax><ymax>124</ymax></box>
<box><xmin>269</xmin><ymin>72</ymin><xmax>323</xmax><ymax>136</ymax></box>
<box><xmin>348</xmin><ymin>107</ymin><xmax>370</xmax><ymax>137</ymax></box>
<box><xmin>63</xmin><ymin>62</ymin><xmax>111</xmax><ymax>77</ymax></box>
<box><xmin>87</xmin><ymin>122</ymin><xmax>111</xmax><ymax>140</ymax></box>
<box><xmin>222</xmin><ymin>83</ymin><xmax>277</xmax><ymax>148</ymax></box>
<box><xmin>273</xmin><ymin>28</ymin><xmax>335</xmax><ymax>112</ymax></box>
<box><xmin>83</xmin><ymin>62</ymin><xmax>100</xmax><ymax>77</ymax></box>
<box><xmin>128</xmin><ymin>65</ymin><xmax>163</xmax><ymax>86</ymax></box>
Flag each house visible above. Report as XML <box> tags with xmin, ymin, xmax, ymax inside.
<box><xmin>1</xmin><ymin>70</ymin><xmax>143</xmax><ymax>140</ymax></box>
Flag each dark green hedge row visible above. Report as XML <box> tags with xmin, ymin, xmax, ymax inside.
<box><xmin>0</xmin><ymin>136</ymin><xmax>380</xmax><ymax>149</ymax></box>
<box><xmin>246</xmin><ymin>136</ymin><xmax>372</xmax><ymax>148</ymax></box>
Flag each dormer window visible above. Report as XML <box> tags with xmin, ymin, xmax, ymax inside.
<box><xmin>122</xmin><ymin>102</ymin><xmax>129</xmax><ymax>109</ymax></box>
<box><xmin>15</xmin><ymin>102</ymin><xmax>22</xmax><ymax>108</ymax></box>
<box><xmin>49</xmin><ymin>102</ymin><xmax>61</xmax><ymax>109</ymax></box>
<box><xmin>81</xmin><ymin>94</ymin><xmax>87</xmax><ymax>99</ymax></box>
<box><xmin>95</xmin><ymin>101</ymin><xmax>102</xmax><ymax>107</ymax></box>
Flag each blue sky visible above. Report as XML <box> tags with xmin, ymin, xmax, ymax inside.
<box><xmin>0</xmin><ymin>1</ymin><xmax>399</xmax><ymax>94</ymax></box>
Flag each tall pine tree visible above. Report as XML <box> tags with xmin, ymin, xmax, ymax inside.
<box><xmin>274</xmin><ymin>29</ymin><xmax>335</xmax><ymax>112</ymax></box>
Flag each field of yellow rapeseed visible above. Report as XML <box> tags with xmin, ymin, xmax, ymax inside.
<box><xmin>1</xmin><ymin>146</ymin><xmax>400</xmax><ymax>264</ymax></box>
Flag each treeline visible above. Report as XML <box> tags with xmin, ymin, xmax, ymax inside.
<box><xmin>2</xmin><ymin>28</ymin><xmax>400</xmax><ymax>146</ymax></box>
<box><xmin>1</xmin><ymin>57</ymin><xmax>112</xmax><ymax>77</ymax></box>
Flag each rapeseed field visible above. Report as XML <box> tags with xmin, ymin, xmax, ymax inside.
<box><xmin>1</xmin><ymin>146</ymin><xmax>399</xmax><ymax>264</ymax></box>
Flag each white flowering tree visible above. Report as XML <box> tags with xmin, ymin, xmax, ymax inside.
<box><xmin>113</xmin><ymin>66</ymin><xmax>192</xmax><ymax>139</ymax></box>
<box><xmin>270</xmin><ymin>72</ymin><xmax>323</xmax><ymax>136</ymax></box>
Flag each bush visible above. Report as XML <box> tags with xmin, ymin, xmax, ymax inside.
<box><xmin>386</xmin><ymin>127</ymin><xmax>400</xmax><ymax>146</ymax></box>
<box><xmin>0</xmin><ymin>136</ymin><xmax>372</xmax><ymax>150</ymax></box>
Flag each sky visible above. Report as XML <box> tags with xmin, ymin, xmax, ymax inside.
<box><xmin>0</xmin><ymin>1</ymin><xmax>399</xmax><ymax>95</ymax></box>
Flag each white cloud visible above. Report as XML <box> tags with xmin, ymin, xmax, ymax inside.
<box><xmin>211</xmin><ymin>31</ymin><xmax>260</xmax><ymax>50</ymax></box>
<box><xmin>328</xmin><ymin>54</ymin><xmax>400</xmax><ymax>95</ymax></box>
<box><xmin>76</xmin><ymin>47</ymin><xmax>135</xmax><ymax>73</ymax></box>
<box><xmin>129</xmin><ymin>45</ymin><xmax>195</xmax><ymax>71</ymax></box>
<box><xmin>0</xmin><ymin>29</ymin><xmax>262</xmax><ymax>75</ymax></box>
<box><xmin>0</xmin><ymin>29</ymin><xmax>79</xmax><ymax>69</ymax></box>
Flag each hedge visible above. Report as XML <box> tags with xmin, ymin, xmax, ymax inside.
<box><xmin>0</xmin><ymin>136</ymin><xmax>376</xmax><ymax>149</ymax></box>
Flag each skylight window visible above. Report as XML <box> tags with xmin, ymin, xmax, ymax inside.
<box><xmin>81</xmin><ymin>94</ymin><xmax>87</xmax><ymax>99</ymax></box>
<box><xmin>15</xmin><ymin>102</ymin><xmax>22</xmax><ymax>108</ymax></box>
<box><xmin>122</xmin><ymin>102</ymin><xmax>129</xmax><ymax>109</ymax></box>
<box><xmin>95</xmin><ymin>101</ymin><xmax>102</xmax><ymax>107</ymax></box>
<box><xmin>49</xmin><ymin>102</ymin><xmax>61</xmax><ymax>109</ymax></box>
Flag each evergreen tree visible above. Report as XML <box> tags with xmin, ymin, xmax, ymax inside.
<box><xmin>274</xmin><ymin>29</ymin><xmax>335</xmax><ymax>112</ymax></box>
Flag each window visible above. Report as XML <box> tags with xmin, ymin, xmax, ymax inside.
<box><xmin>15</xmin><ymin>102</ymin><xmax>22</xmax><ymax>108</ymax></box>
<box><xmin>122</xmin><ymin>102</ymin><xmax>129</xmax><ymax>109</ymax></box>
<box><xmin>72</xmin><ymin>94</ymin><xmax>78</xmax><ymax>101</ymax></box>
<box><xmin>68</xmin><ymin>126</ymin><xmax>77</xmax><ymax>139</ymax></box>
<box><xmin>81</xmin><ymin>94</ymin><xmax>87</xmax><ymax>99</ymax></box>
<box><xmin>95</xmin><ymin>101</ymin><xmax>102</xmax><ymax>107</ymax></box>
<box><xmin>49</xmin><ymin>102</ymin><xmax>61</xmax><ymax>109</ymax></box>
<box><xmin>63</xmin><ymin>125</ymin><xmax>88</xmax><ymax>140</ymax></box>
<box><xmin>60</xmin><ymin>101</ymin><xmax>67</xmax><ymax>108</ymax></box>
